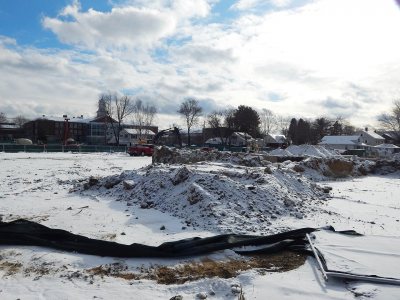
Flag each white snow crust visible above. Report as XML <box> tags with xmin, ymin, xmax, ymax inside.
<box><xmin>0</xmin><ymin>151</ymin><xmax>399</xmax><ymax>299</ymax></box>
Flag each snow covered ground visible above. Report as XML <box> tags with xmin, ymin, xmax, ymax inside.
<box><xmin>0</xmin><ymin>152</ymin><xmax>399</xmax><ymax>299</ymax></box>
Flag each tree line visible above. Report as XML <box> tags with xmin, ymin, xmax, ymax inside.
<box><xmin>2</xmin><ymin>98</ymin><xmax>400</xmax><ymax>145</ymax></box>
<box><xmin>177</xmin><ymin>99</ymin><xmax>400</xmax><ymax>146</ymax></box>
<box><xmin>0</xmin><ymin>112</ymin><xmax>29</xmax><ymax>127</ymax></box>
<box><xmin>98</xmin><ymin>92</ymin><xmax>157</xmax><ymax>146</ymax></box>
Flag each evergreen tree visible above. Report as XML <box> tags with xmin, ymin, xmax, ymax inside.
<box><xmin>297</xmin><ymin>118</ymin><xmax>311</xmax><ymax>144</ymax></box>
<box><xmin>232</xmin><ymin>105</ymin><xmax>261</xmax><ymax>138</ymax></box>
<box><xmin>287</xmin><ymin>118</ymin><xmax>297</xmax><ymax>144</ymax></box>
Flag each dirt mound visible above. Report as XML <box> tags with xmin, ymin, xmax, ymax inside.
<box><xmin>325</xmin><ymin>159</ymin><xmax>354</xmax><ymax>177</ymax></box>
<box><xmin>83</xmin><ymin>161</ymin><xmax>327</xmax><ymax>234</ymax></box>
<box><xmin>153</xmin><ymin>146</ymin><xmax>274</xmax><ymax>167</ymax></box>
<box><xmin>370</xmin><ymin>157</ymin><xmax>400</xmax><ymax>174</ymax></box>
<box><xmin>298</xmin><ymin>157</ymin><xmax>376</xmax><ymax>179</ymax></box>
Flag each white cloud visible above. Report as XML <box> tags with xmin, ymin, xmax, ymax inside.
<box><xmin>220</xmin><ymin>0</ymin><xmax>400</xmax><ymax>125</ymax></box>
<box><xmin>43</xmin><ymin>4</ymin><xmax>176</xmax><ymax>49</ymax></box>
<box><xmin>231</xmin><ymin>0</ymin><xmax>293</xmax><ymax>11</ymax></box>
<box><xmin>1</xmin><ymin>0</ymin><xmax>400</xmax><ymax>129</ymax></box>
<box><xmin>270</xmin><ymin>0</ymin><xmax>292</xmax><ymax>7</ymax></box>
<box><xmin>42</xmin><ymin>0</ymin><xmax>213</xmax><ymax>50</ymax></box>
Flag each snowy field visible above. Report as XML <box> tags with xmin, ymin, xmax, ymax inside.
<box><xmin>0</xmin><ymin>152</ymin><xmax>399</xmax><ymax>299</ymax></box>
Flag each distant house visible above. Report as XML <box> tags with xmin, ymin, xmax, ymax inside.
<box><xmin>319</xmin><ymin>135</ymin><xmax>362</xmax><ymax>150</ymax></box>
<box><xmin>203</xmin><ymin>127</ymin><xmax>231</xmax><ymax>145</ymax></box>
<box><xmin>111</xmin><ymin>128</ymin><xmax>156</xmax><ymax>146</ymax></box>
<box><xmin>376</xmin><ymin>131</ymin><xmax>399</xmax><ymax>145</ymax></box>
<box><xmin>204</xmin><ymin>132</ymin><xmax>255</xmax><ymax>147</ymax></box>
<box><xmin>230</xmin><ymin>132</ymin><xmax>254</xmax><ymax>147</ymax></box>
<box><xmin>264</xmin><ymin>133</ymin><xmax>287</xmax><ymax>148</ymax></box>
<box><xmin>356</xmin><ymin>130</ymin><xmax>384</xmax><ymax>146</ymax></box>
<box><xmin>371</xmin><ymin>144</ymin><xmax>400</xmax><ymax>157</ymax></box>
<box><xmin>319</xmin><ymin>130</ymin><xmax>385</xmax><ymax>152</ymax></box>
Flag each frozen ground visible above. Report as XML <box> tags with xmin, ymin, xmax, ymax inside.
<box><xmin>0</xmin><ymin>152</ymin><xmax>399</xmax><ymax>299</ymax></box>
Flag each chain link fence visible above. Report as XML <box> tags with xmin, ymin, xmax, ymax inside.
<box><xmin>0</xmin><ymin>144</ymin><xmax>127</xmax><ymax>153</ymax></box>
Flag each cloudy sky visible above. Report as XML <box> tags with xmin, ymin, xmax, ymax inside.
<box><xmin>1</xmin><ymin>0</ymin><xmax>399</xmax><ymax>128</ymax></box>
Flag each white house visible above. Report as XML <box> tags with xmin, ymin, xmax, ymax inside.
<box><xmin>205</xmin><ymin>132</ymin><xmax>255</xmax><ymax>147</ymax></box>
<box><xmin>319</xmin><ymin>135</ymin><xmax>363</xmax><ymax>150</ymax></box>
<box><xmin>108</xmin><ymin>128</ymin><xmax>156</xmax><ymax>145</ymax></box>
<box><xmin>371</xmin><ymin>144</ymin><xmax>400</xmax><ymax>158</ymax></box>
<box><xmin>230</xmin><ymin>132</ymin><xmax>254</xmax><ymax>146</ymax></box>
<box><xmin>264</xmin><ymin>133</ymin><xmax>287</xmax><ymax>147</ymax></box>
<box><xmin>319</xmin><ymin>130</ymin><xmax>386</xmax><ymax>153</ymax></box>
<box><xmin>357</xmin><ymin>130</ymin><xmax>385</xmax><ymax>146</ymax></box>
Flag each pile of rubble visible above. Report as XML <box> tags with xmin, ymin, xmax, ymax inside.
<box><xmin>83</xmin><ymin>160</ymin><xmax>328</xmax><ymax>234</ymax></box>
<box><xmin>153</xmin><ymin>146</ymin><xmax>275</xmax><ymax>167</ymax></box>
<box><xmin>81</xmin><ymin>147</ymin><xmax>399</xmax><ymax>234</ymax></box>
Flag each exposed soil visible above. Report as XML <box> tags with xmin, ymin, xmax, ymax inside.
<box><xmin>0</xmin><ymin>261</ymin><xmax>23</xmax><ymax>276</ymax></box>
<box><xmin>326</xmin><ymin>159</ymin><xmax>354</xmax><ymax>177</ymax></box>
<box><xmin>87</xmin><ymin>251</ymin><xmax>307</xmax><ymax>285</ymax></box>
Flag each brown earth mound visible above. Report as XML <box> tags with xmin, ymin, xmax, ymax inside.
<box><xmin>325</xmin><ymin>159</ymin><xmax>354</xmax><ymax>177</ymax></box>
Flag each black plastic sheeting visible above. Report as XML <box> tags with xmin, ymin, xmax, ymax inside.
<box><xmin>0</xmin><ymin>220</ymin><xmax>361</xmax><ymax>258</ymax></box>
<box><xmin>0</xmin><ymin>219</ymin><xmax>321</xmax><ymax>258</ymax></box>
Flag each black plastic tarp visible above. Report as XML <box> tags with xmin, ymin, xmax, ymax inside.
<box><xmin>0</xmin><ymin>219</ymin><xmax>317</xmax><ymax>258</ymax></box>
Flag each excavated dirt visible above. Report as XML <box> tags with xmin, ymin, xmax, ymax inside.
<box><xmin>325</xmin><ymin>159</ymin><xmax>354</xmax><ymax>177</ymax></box>
<box><xmin>86</xmin><ymin>251</ymin><xmax>307</xmax><ymax>285</ymax></box>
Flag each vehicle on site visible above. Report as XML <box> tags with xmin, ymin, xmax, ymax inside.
<box><xmin>152</xmin><ymin>127</ymin><xmax>182</xmax><ymax>147</ymax></box>
<box><xmin>127</xmin><ymin>144</ymin><xmax>154</xmax><ymax>156</ymax></box>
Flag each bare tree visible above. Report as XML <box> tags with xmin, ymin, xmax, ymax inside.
<box><xmin>132</xmin><ymin>99</ymin><xmax>157</xmax><ymax>142</ymax></box>
<box><xmin>379</xmin><ymin>100</ymin><xmax>400</xmax><ymax>142</ymax></box>
<box><xmin>276</xmin><ymin>115</ymin><xmax>290</xmax><ymax>136</ymax></box>
<box><xmin>260</xmin><ymin>108</ymin><xmax>277</xmax><ymax>136</ymax></box>
<box><xmin>13</xmin><ymin>115</ymin><xmax>29</xmax><ymax>127</ymax></box>
<box><xmin>178</xmin><ymin>98</ymin><xmax>202</xmax><ymax>146</ymax></box>
<box><xmin>207</xmin><ymin>110</ymin><xmax>227</xmax><ymax>145</ymax></box>
<box><xmin>101</xmin><ymin>92</ymin><xmax>135</xmax><ymax>146</ymax></box>
<box><xmin>0</xmin><ymin>112</ymin><xmax>8</xmax><ymax>123</ymax></box>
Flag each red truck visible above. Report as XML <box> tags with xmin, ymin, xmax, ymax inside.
<box><xmin>127</xmin><ymin>144</ymin><xmax>154</xmax><ymax>156</ymax></box>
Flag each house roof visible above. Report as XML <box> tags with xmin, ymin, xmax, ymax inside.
<box><xmin>379</xmin><ymin>131</ymin><xmax>399</xmax><ymax>140</ymax></box>
<box><xmin>267</xmin><ymin>134</ymin><xmax>286</xmax><ymax>143</ymax></box>
<box><xmin>375</xmin><ymin>143</ymin><xmax>400</xmax><ymax>149</ymax></box>
<box><xmin>319</xmin><ymin>135</ymin><xmax>359</xmax><ymax>145</ymax></box>
<box><xmin>359</xmin><ymin>130</ymin><xmax>384</xmax><ymax>140</ymax></box>
<box><xmin>233</xmin><ymin>132</ymin><xmax>253</xmax><ymax>139</ymax></box>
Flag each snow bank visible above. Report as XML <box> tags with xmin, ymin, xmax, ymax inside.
<box><xmin>269</xmin><ymin>145</ymin><xmax>340</xmax><ymax>158</ymax></box>
<box><xmin>269</xmin><ymin>148</ymin><xmax>292</xmax><ymax>156</ymax></box>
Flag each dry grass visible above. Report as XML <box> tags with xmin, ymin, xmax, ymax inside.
<box><xmin>100</xmin><ymin>233</ymin><xmax>117</xmax><ymax>241</ymax></box>
<box><xmin>153</xmin><ymin>251</ymin><xmax>306</xmax><ymax>284</ymax></box>
<box><xmin>1</xmin><ymin>250</ymin><xmax>306</xmax><ymax>285</ymax></box>
<box><xmin>87</xmin><ymin>263</ymin><xmax>138</xmax><ymax>281</ymax></box>
<box><xmin>0</xmin><ymin>261</ymin><xmax>23</xmax><ymax>276</ymax></box>
<box><xmin>86</xmin><ymin>251</ymin><xmax>306</xmax><ymax>285</ymax></box>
